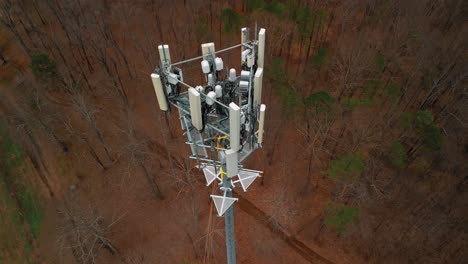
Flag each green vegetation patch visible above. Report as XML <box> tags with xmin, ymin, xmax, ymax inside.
<box><xmin>340</xmin><ymin>97</ymin><xmax>359</xmax><ymax>111</ymax></box>
<box><xmin>311</xmin><ymin>47</ymin><xmax>327</xmax><ymax>66</ymax></box>
<box><xmin>0</xmin><ymin>181</ymin><xmax>31</xmax><ymax>263</ymax></box>
<box><xmin>221</xmin><ymin>8</ymin><xmax>242</xmax><ymax>33</ymax></box>
<box><xmin>359</xmin><ymin>97</ymin><xmax>372</xmax><ymax>106</ymax></box>
<box><xmin>324</xmin><ymin>202</ymin><xmax>359</xmax><ymax>233</ymax></box>
<box><xmin>304</xmin><ymin>90</ymin><xmax>334</xmax><ymax>113</ymax></box>
<box><xmin>421</xmin><ymin>124</ymin><xmax>443</xmax><ymax>151</ymax></box>
<box><xmin>414</xmin><ymin>110</ymin><xmax>434</xmax><ymax>128</ymax></box>
<box><xmin>367</xmin><ymin>79</ymin><xmax>382</xmax><ymax>96</ymax></box>
<box><xmin>384</xmin><ymin>83</ymin><xmax>402</xmax><ymax>101</ymax></box>
<box><xmin>265</xmin><ymin>0</ymin><xmax>286</xmax><ymax>16</ymax></box>
<box><xmin>245</xmin><ymin>0</ymin><xmax>265</xmax><ymax>11</ymax></box>
<box><xmin>375</xmin><ymin>52</ymin><xmax>385</xmax><ymax>75</ymax></box>
<box><xmin>0</xmin><ymin>123</ymin><xmax>43</xmax><ymax>262</ymax></box>
<box><xmin>245</xmin><ymin>0</ymin><xmax>285</xmax><ymax>16</ymax></box>
<box><xmin>268</xmin><ymin>57</ymin><xmax>299</xmax><ymax>113</ymax></box>
<box><xmin>400</xmin><ymin>112</ymin><xmax>413</xmax><ymax>128</ymax></box>
<box><xmin>327</xmin><ymin>153</ymin><xmax>365</xmax><ymax>181</ymax></box>
<box><xmin>30</xmin><ymin>54</ymin><xmax>57</xmax><ymax>80</ymax></box>
<box><xmin>389</xmin><ymin>141</ymin><xmax>407</xmax><ymax>168</ymax></box>
<box><xmin>20</xmin><ymin>189</ymin><xmax>43</xmax><ymax>239</ymax></box>
<box><xmin>400</xmin><ymin>110</ymin><xmax>443</xmax><ymax>151</ymax></box>
<box><xmin>294</xmin><ymin>7</ymin><xmax>326</xmax><ymax>36</ymax></box>
<box><xmin>194</xmin><ymin>17</ymin><xmax>215</xmax><ymax>44</ymax></box>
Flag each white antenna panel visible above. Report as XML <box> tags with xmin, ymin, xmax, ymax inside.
<box><xmin>258</xmin><ymin>104</ymin><xmax>266</xmax><ymax>144</ymax></box>
<box><xmin>229</xmin><ymin>102</ymin><xmax>241</xmax><ymax>152</ymax></box>
<box><xmin>241</xmin><ymin>28</ymin><xmax>249</xmax><ymax>53</ymax></box>
<box><xmin>258</xmin><ymin>28</ymin><xmax>266</xmax><ymax>68</ymax></box>
<box><xmin>201</xmin><ymin>42</ymin><xmax>216</xmax><ymax>60</ymax></box>
<box><xmin>253</xmin><ymin>68</ymin><xmax>264</xmax><ymax>106</ymax></box>
<box><xmin>225</xmin><ymin>149</ymin><xmax>239</xmax><ymax>178</ymax></box>
<box><xmin>150</xmin><ymin>73</ymin><xmax>168</xmax><ymax>111</ymax></box>
<box><xmin>158</xmin><ymin>45</ymin><xmax>171</xmax><ymax>65</ymax></box>
<box><xmin>189</xmin><ymin>88</ymin><xmax>203</xmax><ymax>130</ymax></box>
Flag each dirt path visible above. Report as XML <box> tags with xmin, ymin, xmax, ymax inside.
<box><xmin>234</xmin><ymin>191</ymin><xmax>334</xmax><ymax>264</ymax></box>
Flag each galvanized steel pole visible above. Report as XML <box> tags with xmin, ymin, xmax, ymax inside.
<box><xmin>221</xmin><ymin>156</ymin><xmax>236</xmax><ymax>264</ymax></box>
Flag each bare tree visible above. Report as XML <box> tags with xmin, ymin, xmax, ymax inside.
<box><xmin>330</xmin><ymin>31</ymin><xmax>374</xmax><ymax>100</ymax></box>
<box><xmin>14</xmin><ymin>81</ymin><xmax>69</xmax><ymax>153</ymax></box>
<box><xmin>87</xmin><ymin>29</ymin><xmax>129</xmax><ymax>106</ymax></box>
<box><xmin>57</xmin><ymin>195</ymin><xmax>126</xmax><ymax>264</ymax></box>
<box><xmin>63</xmin><ymin>118</ymin><xmax>107</xmax><ymax>171</ymax></box>
<box><xmin>71</xmin><ymin>88</ymin><xmax>113</xmax><ymax>162</ymax></box>
<box><xmin>0</xmin><ymin>0</ymin><xmax>31</xmax><ymax>55</ymax></box>
<box><xmin>297</xmin><ymin>91</ymin><xmax>336</xmax><ymax>193</ymax></box>
<box><xmin>116</xmin><ymin>109</ymin><xmax>164</xmax><ymax>200</ymax></box>
<box><xmin>264</xmin><ymin>164</ymin><xmax>297</xmax><ymax>232</ymax></box>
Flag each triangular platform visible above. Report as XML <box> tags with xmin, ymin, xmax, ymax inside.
<box><xmin>203</xmin><ymin>166</ymin><xmax>220</xmax><ymax>186</ymax></box>
<box><xmin>238</xmin><ymin>170</ymin><xmax>260</xmax><ymax>192</ymax></box>
<box><xmin>211</xmin><ymin>194</ymin><xmax>238</xmax><ymax>217</ymax></box>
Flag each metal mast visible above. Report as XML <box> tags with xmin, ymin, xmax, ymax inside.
<box><xmin>151</xmin><ymin>26</ymin><xmax>267</xmax><ymax>264</ymax></box>
<box><xmin>220</xmin><ymin>154</ymin><xmax>236</xmax><ymax>264</ymax></box>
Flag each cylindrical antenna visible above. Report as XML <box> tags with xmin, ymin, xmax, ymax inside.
<box><xmin>215</xmin><ymin>57</ymin><xmax>224</xmax><ymax>71</ymax></box>
<box><xmin>215</xmin><ymin>85</ymin><xmax>223</xmax><ymax>98</ymax></box>
<box><xmin>206</xmin><ymin>91</ymin><xmax>217</xmax><ymax>105</ymax></box>
<box><xmin>201</xmin><ymin>60</ymin><xmax>210</xmax><ymax>74</ymax></box>
<box><xmin>229</xmin><ymin>68</ymin><xmax>237</xmax><ymax>81</ymax></box>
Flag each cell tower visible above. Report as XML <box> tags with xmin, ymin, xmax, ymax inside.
<box><xmin>151</xmin><ymin>26</ymin><xmax>267</xmax><ymax>264</ymax></box>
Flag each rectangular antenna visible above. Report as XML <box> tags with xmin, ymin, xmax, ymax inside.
<box><xmin>253</xmin><ymin>68</ymin><xmax>263</xmax><ymax>106</ymax></box>
<box><xmin>241</xmin><ymin>27</ymin><xmax>249</xmax><ymax>53</ymax></box>
<box><xmin>189</xmin><ymin>88</ymin><xmax>203</xmax><ymax>130</ymax></box>
<box><xmin>225</xmin><ymin>149</ymin><xmax>239</xmax><ymax>178</ymax></box>
<box><xmin>150</xmin><ymin>73</ymin><xmax>169</xmax><ymax>111</ymax></box>
<box><xmin>258</xmin><ymin>104</ymin><xmax>266</xmax><ymax>144</ymax></box>
<box><xmin>229</xmin><ymin>102</ymin><xmax>241</xmax><ymax>152</ymax></box>
<box><xmin>201</xmin><ymin>42</ymin><xmax>216</xmax><ymax>60</ymax></box>
<box><xmin>258</xmin><ymin>29</ymin><xmax>266</xmax><ymax>68</ymax></box>
<box><xmin>158</xmin><ymin>45</ymin><xmax>171</xmax><ymax>65</ymax></box>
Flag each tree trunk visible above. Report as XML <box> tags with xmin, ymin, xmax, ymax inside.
<box><xmin>83</xmin><ymin>137</ymin><xmax>107</xmax><ymax>170</ymax></box>
<box><xmin>140</xmin><ymin>163</ymin><xmax>164</xmax><ymax>200</ymax></box>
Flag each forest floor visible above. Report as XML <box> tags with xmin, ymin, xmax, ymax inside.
<box><xmin>26</xmin><ymin>78</ymin><xmax>363</xmax><ymax>264</ymax></box>
<box><xmin>0</xmin><ymin>30</ymin><xmax>362</xmax><ymax>264</ymax></box>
